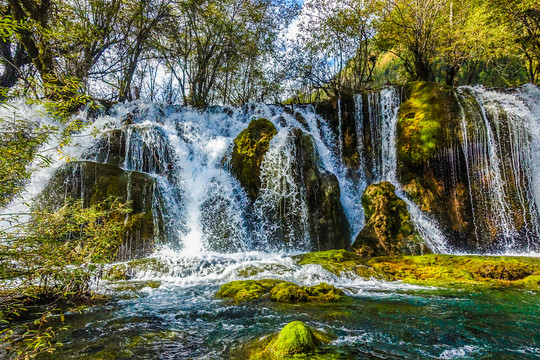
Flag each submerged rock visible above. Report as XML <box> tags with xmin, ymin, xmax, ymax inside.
<box><xmin>215</xmin><ymin>279</ymin><xmax>345</xmax><ymax>303</ymax></box>
<box><xmin>230</xmin><ymin>118</ymin><xmax>277</xmax><ymax>200</ymax></box>
<box><xmin>246</xmin><ymin>321</ymin><xmax>334</xmax><ymax>359</ymax></box>
<box><xmin>36</xmin><ymin>161</ymin><xmax>164</xmax><ymax>261</ymax></box>
<box><xmin>353</xmin><ymin>181</ymin><xmax>430</xmax><ymax>257</ymax></box>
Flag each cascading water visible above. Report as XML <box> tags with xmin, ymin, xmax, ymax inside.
<box><xmin>354</xmin><ymin>87</ymin><xmax>449</xmax><ymax>253</ymax></box>
<box><xmin>455</xmin><ymin>86</ymin><xmax>540</xmax><ymax>252</ymax></box>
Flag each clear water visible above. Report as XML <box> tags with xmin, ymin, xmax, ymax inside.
<box><xmin>41</xmin><ymin>250</ymin><xmax>540</xmax><ymax>360</ymax></box>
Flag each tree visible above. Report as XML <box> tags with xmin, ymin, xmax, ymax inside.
<box><xmin>157</xmin><ymin>0</ymin><xmax>297</xmax><ymax>107</ymax></box>
<box><xmin>294</xmin><ymin>0</ymin><xmax>378</xmax><ymax>97</ymax></box>
<box><xmin>437</xmin><ymin>0</ymin><xmax>515</xmax><ymax>85</ymax></box>
<box><xmin>378</xmin><ymin>0</ymin><xmax>447</xmax><ymax>82</ymax></box>
<box><xmin>489</xmin><ymin>0</ymin><xmax>540</xmax><ymax>84</ymax></box>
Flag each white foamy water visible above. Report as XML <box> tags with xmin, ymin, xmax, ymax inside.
<box><xmin>3</xmin><ymin>85</ymin><xmax>540</xmax><ymax>263</ymax></box>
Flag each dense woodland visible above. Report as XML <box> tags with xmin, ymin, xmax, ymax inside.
<box><xmin>0</xmin><ymin>0</ymin><xmax>539</xmax><ymax>358</ymax></box>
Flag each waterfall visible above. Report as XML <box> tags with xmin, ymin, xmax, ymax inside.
<box><xmin>354</xmin><ymin>87</ymin><xmax>450</xmax><ymax>253</ymax></box>
<box><xmin>3</xmin><ymin>85</ymin><xmax>540</xmax><ymax>256</ymax></box>
<box><xmin>456</xmin><ymin>86</ymin><xmax>540</xmax><ymax>252</ymax></box>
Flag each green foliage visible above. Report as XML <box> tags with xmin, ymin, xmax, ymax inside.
<box><xmin>0</xmin><ymin>113</ymin><xmax>52</xmax><ymax>208</ymax></box>
<box><xmin>0</xmin><ymin>198</ymin><xmax>131</xmax><ymax>359</ymax></box>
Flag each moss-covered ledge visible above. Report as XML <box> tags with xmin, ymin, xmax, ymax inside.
<box><xmin>294</xmin><ymin>250</ymin><xmax>540</xmax><ymax>289</ymax></box>
<box><xmin>215</xmin><ymin>279</ymin><xmax>346</xmax><ymax>303</ymax></box>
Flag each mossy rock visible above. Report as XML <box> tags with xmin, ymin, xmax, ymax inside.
<box><xmin>289</xmin><ymin>128</ymin><xmax>351</xmax><ymax>251</ymax></box>
<box><xmin>216</xmin><ymin>279</ymin><xmax>347</xmax><ymax>303</ymax></box>
<box><xmin>294</xmin><ymin>249</ymin><xmax>388</xmax><ymax>279</ymax></box>
<box><xmin>270</xmin><ymin>282</ymin><xmax>344</xmax><ymax>303</ymax></box>
<box><xmin>352</xmin><ymin>181</ymin><xmax>430</xmax><ymax>257</ymax></box>
<box><xmin>215</xmin><ymin>279</ymin><xmax>283</xmax><ymax>302</ymax></box>
<box><xmin>231</xmin><ymin>118</ymin><xmax>277</xmax><ymax>200</ymax></box>
<box><xmin>397</xmin><ymin>82</ymin><xmax>460</xmax><ymax>167</ymax></box>
<box><xmin>35</xmin><ymin>161</ymin><xmax>164</xmax><ymax>261</ymax></box>
<box><xmin>295</xmin><ymin>249</ymin><xmax>540</xmax><ymax>290</ymax></box>
<box><xmin>247</xmin><ymin>321</ymin><xmax>335</xmax><ymax>359</ymax></box>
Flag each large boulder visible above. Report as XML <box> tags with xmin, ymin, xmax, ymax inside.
<box><xmin>290</xmin><ymin>128</ymin><xmax>351</xmax><ymax>250</ymax></box>
<box><xmin>230</xmin><ymin>118</ymin><xmax>277</xmax><ymax>200</ymax></box>
<box><xmin>353</xmin><ymin>181</ymin><xmax>429</xmax><ymax>257</ymax></box>
<box><xmin>36</xmin><ymin>161</ymin><xmax>164</xmax><ymax>260</ymax></box>
<box><xmin>86</xmin><ymin>126</ymin><xmax>175</xmax><ymax>177</ymax></box>
<box><xmin>268</xmin><ymin>321</ymin><xmax>322</xmax><ymax>357</ymax></box>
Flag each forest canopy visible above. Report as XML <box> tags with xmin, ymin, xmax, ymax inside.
<box><xmin>0</xmin><ymin>0</ymin><xmax>538</xmax><ymax>107</ymax></box>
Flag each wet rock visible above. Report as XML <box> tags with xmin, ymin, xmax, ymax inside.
<box><xmin>353</xmin><ymin>181</ymin><xmax>430</xmax><ymax>257</ymax></box>
<box><xmin>215</xmin><ymin>279</ymin><xmax>346</xmax><ymax>303</ymax></box>
<box><xmin>289</xmin><ymin>128</ymin><xmax>350</xmax><ymax>251</ymax></box>
<box><xmin>230</xmin><ymin>118</ymin><xmax>277</xmax><ymax>200</ymax></box>
<box><xmin>85</xmin><ymin>125</ymin><xmax>175</xmax><ymax>179</ymax></box>
<box><xmin>295</xmin><ymin>249</ymin><xmax>540</xmax><ymax>290</ymax></box>
<box><xmin>268</xmin><ymin>321</ymin><xmax>322</xmax><ymax>357</ymax></box>
<box><xmin>215</xmin><ymin>279</ymin><xmax>282</xmax><ymax>302</ymax></box>
<box><xmin>315</xmin><ymin>93</ymin><xmax>360</xmax><ymax>169</ymax></box>
<box><xmin>245</xmin><ymin>321</ymin><xmax>334</xmax><ymax>359</ymax></box>
<box><xmin>36</xmin><ymin>161</ymin><xmax>164</xmax><ymax>261</ymax></box>
<box><xmin>396</xmin><ymin>81</ymin><xmax>476</xmax><ymax>251</ymax></box>
<box><xmin>395</xmin><ymin>81</ymin><xmax>537</xmax><ymax>252</ymax></box>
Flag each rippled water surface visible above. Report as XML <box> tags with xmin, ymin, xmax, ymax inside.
<box><xmin>42</xmin><ymin>252</ymin><xmax>540</xmax><ymax>360</ymax></box>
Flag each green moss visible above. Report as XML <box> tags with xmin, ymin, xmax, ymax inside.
<box><xmin>269</xmin><ymin>282</ymin><xmax>343</xmax><ymax>302</ymax></box>
<box><xmin>216</xmin><ymin>279</ymin><xmax>347</xmax><ymax>303</ymax></box>
<box><xmin>235</xmin><ymin>264</ymin><xmax>290</xmax><ymax>277</ymax></box>
<box><xmin>269</xmin><ymin>321</ymin><xmax>321</xmax><ymax>356</ymax></box>
<box><xmin>352</xmin><ymin>182</ymin><xmax>429</xmax><ymax>257</ymax></box>
<box><xmin>295</xmin><ymin>250</ymin><xmax>540</xmax><ymax>290</ymax></box>
<box><xmin>247</xmin><ymin>321</ymin><xmax>335</xmax><ymax>359</ymax></box>
<box><xmin>215</xmin><ymin>279</ymin><xmax>282</xmax><ymax>302</ymax></box>
<box><xmin>294</xmin><ymin>249</ymin><xmax>385</xmax><ymax>279</ymax></box>
<box><xmin>270</xmin><ymin>282</ymin><xmax>309</xmax><ymax>302</ymax></box>
<box><xmin>231</xmin><ymin>118</ymin><xmax>277</xmax><ymax>200</ymax></box>
<box><xmin>397</xmin><ymin>82</ymin><xmax>459</xmax><ymax>167</ymax></box>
